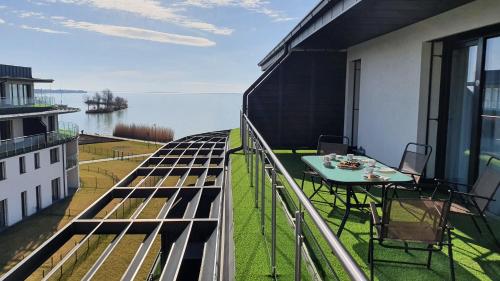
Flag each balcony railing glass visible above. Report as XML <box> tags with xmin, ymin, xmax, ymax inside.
<box><xmin>0</xmin><ymin>95</ymin><xmax>56</xmax><ymax>108</ymax></box>
<box><xmin>0</xmin><ymin>122</ymin><xmax>78</xmax><ymax>159</ymax></box>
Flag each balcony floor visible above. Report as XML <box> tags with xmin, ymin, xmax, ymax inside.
<box><xmin>230</xmin><ymin>129</ymin><xmax>500</xmax><ymax>281</ymax></box>
<box><xmin>275</xmin><ymin>150</ymin><xmax>500</xmax><ymax>281</ymax></box>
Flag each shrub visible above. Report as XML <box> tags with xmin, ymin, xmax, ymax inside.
<box><xmin>113</xmin><ymin>123</ymin><xmax>174</xmax><ymax>143</ymax></box>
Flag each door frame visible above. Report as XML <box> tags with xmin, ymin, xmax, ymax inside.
<box><xmin>436</xmin><ymin>24</ymin><xmax>500</xmax><ymax>184</ymax></box>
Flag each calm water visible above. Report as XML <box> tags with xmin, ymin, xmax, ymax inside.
<box><xmin>48</xmin><ymin>92</ymin><xmax>242</xmax><ymax>139</ymax></box>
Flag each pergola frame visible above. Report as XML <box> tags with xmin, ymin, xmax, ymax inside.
<box><xmin>1</xmin><ymin>131</ymin><xmax>229</xmax><ymax>281</ymax></box>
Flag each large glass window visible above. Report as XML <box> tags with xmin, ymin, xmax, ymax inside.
<box><xmin>480</xmin><ymin>36</ymin><xmax>500</xmax><ymax>171</ymax></box>
<box><xmin>444</xmin><ymin>45</ymin><xmax>477</xmax><ymax>183</ymax></box>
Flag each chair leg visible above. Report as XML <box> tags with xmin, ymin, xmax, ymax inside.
<box><xmin>333</xmin><ymin>185</ymin><xmax>338</xmax><ymax>208</ymax></box>
<box><xmin>448</xmin><ymin>228</ymin><xmax>456</xmax><ymax>281</ymax></box>
<box><xmin>300</xmin><ymin>172</ymin><xmax>306</xmax><ymax>190</ymax></box>
<box><xmin>470</xmin><ymin>216</ymin><xmax>482</xmax><ymax>234</ymax></box>
<box><xmin>369</xmin><ymin>240</ymin><xmax>375</xmax><ymax>281</ymax></box>
<box><xmin>426</xmin><ymin>244</ymin><xmax>433</xmax><ymax>269</ymax></box>
<box><xmin>479</xmin><ymin>214</ymin><xmax>500</xmax><ymax>247</ymax></box>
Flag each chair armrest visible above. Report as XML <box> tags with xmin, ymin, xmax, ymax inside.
<box><xmin>434</xmin><ymin>178</ymin><xmax>472</xmax><ymax>189</ymax></box>
<box><xmin>369</xmin><ymin>202</ymin><xmax>381</xmax><ymax>225</ymax></box>
<box><xmin>451</xmin><ymin>190</ymin><xmax>495</xmax><ymax>201</ymax></box>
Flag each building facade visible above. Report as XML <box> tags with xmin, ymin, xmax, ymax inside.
<box><xmin>0</xmin><ymin>64</ymin><xmax>79</xmax><ymax>230</ymax></box>
<box><xmin>244</xmin><ymin>0</ymin><xmax>500</xmax><ymax>213</ymax></box>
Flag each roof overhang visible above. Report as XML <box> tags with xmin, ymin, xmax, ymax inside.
<box><xmin>259</xmin><ymin>0</ymin><xmax>475</xmax><ymax>71</ymax></box>
<box><xmin>0</xmin><ymin>76</ymin><xmax>54</xmax><ymax>83</ymax></box>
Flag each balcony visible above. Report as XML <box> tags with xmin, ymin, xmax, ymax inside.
<box><xmin>0</xmin><ymin>122</ymin><xmax>79</xmax><ymax>159</ymax></box>
<box><xmin>0</xmin><ymin>96</ymin><xmax>78</xmax><ymax>115</ymax></box>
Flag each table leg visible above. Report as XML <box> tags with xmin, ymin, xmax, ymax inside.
<box><xmin>337</xmin><ymin>185</ymin><xmax>351</xmax><ymax>237</ymax></box>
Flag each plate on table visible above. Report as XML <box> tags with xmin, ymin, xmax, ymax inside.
<box><xmin>378</xmin><ymin>167</ymin><xmax>396</xmax><ymax>173</ymax></box>
<box><xmin>337</xmin><ymin>161</ymin><xmax>363</xmax><ymax>170</ymax></box>
<box><xmin>363</xmin><ymin>174</ymin><xmax>390</xmax><ymax>181</ymax></box>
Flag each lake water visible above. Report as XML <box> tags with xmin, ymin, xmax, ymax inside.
<box><xmin>47</xmin><ymin>92</ymin><xmax>243</xmax><ymax>139</ymax></box>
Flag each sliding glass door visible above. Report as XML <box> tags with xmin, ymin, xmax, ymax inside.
<box><xmin>444</xmin><ymin>44</ymin><xmax>477</xmax><ymax>183</ymax></box>
<box><xmin>480</xmin><ymin>36</ymin><xmax>500</xmax><ymax>171</ymax></box>
<box><xmin>442</xmin><ymin>33</ymin><xmax>500</xmax><ymax>184</ymax></box>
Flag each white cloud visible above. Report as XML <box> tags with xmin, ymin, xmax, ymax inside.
<box><xmin>42</xmin><ymin>0</ymin><xmax>233</xmax><ymax>35</ymax></box>
<box><xmin>178</xmin><ymin>0</ymin><xmax>294</xmax><ymax>22</ymax></box>
<box><xmin>0</xmin><ymin>18</ymin><xmax>5</xmax><ymax>24</ymax></box>
<box><xmin>19</xmin><ymin>11</ymin><xmax>46</xmax><ymax>19</ymax></box>
<box><xmin>60</xmin><ymin>19</ymin><xmax>216</xmax><ymax>47</ymax></box>
<box><xmin>20</xmin><ymin>24</ymin><xmax>68</xmax><ymax>34</ymax></box>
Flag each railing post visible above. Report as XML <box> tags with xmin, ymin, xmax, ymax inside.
<box><xmin>249</xmin><ymin>134</ymin><xmax>253</xmax><ymax>186</ymax></box>
<box><xmin>295</xmin><ymin>211</ymin><xmax>304</xmax><ymax>281</ymax></box>
<box><xmin>255</xmin><ymin>144</ymin><xmax>259</xmax><ymax>208</ymax></box>
<box><xmin>261</xmin><ymin>149</ymin><xmax>266</xmax><ymax>234</ymax></box>
<box><xmin>271</xmin><ymin>168</ymin><xmax>277</xmax><ymax>277</ymax></box>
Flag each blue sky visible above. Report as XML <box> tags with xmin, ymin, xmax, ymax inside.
<box><xmin>0</xmin><ymin>0</ymin><xmax>316</xmax><ymax>93</ymax></box>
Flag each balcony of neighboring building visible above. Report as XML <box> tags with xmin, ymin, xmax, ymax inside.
<box><xmin>0</xmin><ymin>121</ymin><xmax>78</xmax><ymax>159</ymax></box>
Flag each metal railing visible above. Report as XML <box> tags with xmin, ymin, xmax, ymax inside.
<box><xmin>0</xmin><ymin>122</ymin><xmax>79</xmax><ymax>159</ymax></box>
<box><xmin>0</xmin><ymin>95</ymin><xmax>56</xmax><ymax>108</ymax></box>
<box><xmin>241</xmin><ymin>112</ymin><xmax>367</xmax><ymax>281</ymax></box>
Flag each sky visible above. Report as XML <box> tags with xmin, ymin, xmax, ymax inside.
<box><xmin>0</xmin><ymin>0</ymin><xmax>316</xmax><ymax>93</ymax></box>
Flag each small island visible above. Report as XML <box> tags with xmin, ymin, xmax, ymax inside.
<box><xmin>84</xmin><ymin>89</ymin><xmax>128</xmax><ymax>114</ymax></box>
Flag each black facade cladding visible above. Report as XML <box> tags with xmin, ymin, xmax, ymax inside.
<box><xmin>247</xmin><ymin>51</ymin><xmax>347</xmax><ymax>149</ymax></box>
<box><xmin>0</xmin><ymin>64</ymin><xmax>32</xmax><ymax>79</ymax></box>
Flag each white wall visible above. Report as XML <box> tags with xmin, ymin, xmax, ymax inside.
<box><xmin>345</xmin><ymin>0</ymin><xmax>500</xmax><ymax>166</ymax></box>
<box><xmin>0</xmin><ymin>144</ymin><xmax>66</xmax><ymax>226</ymax></box>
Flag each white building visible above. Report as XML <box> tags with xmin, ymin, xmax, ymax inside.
<box><xmin>0</xmin><ymin>64</ymin><xmax>79</xmax><ymax>230</ymax></box>
<box><xmin>245</xmin><ymin>0</ymin><xmax>500</xmax><ymax>213</ymax></box>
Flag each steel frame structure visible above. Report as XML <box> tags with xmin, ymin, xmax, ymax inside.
<box><xmin>1</xmin><ymin>130</ymin><xmax>229</xmax><ymax>281</ymax></box>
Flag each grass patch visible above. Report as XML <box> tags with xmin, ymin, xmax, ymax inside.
<box><xmin>230</xmin><ymin>129</ymin><xmax>311</xmax><ymax>281</ymax></box>
<box><xmin>231</xmin><ymin>128</ymin><xmax>500</xmax><ymax>280</ymax></box>
<box><xmin>79</xmin><ymin>140</ymin><xmax>161</xmax><ymax>161</ymax></box>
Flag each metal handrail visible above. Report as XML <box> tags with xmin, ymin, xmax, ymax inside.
<box><xmin>242</xmin><ymin>112</ymin><xmax>367</xmax><ymax>281</ymax></box>
<box><xmin>0</xmin><ymin>122</ymin><xmax>79</xmax><ymax>158</ymax></box>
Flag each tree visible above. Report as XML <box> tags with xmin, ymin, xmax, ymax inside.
<box><xmin>102</xmin><ymin>89</ymin><xmax>114</xmax><ymax>108</ymax></box>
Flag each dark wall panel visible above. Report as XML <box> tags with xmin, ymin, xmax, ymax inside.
<box><xmin>247</xmin><ymin>51</ymin><xmax>346</xmax><ymax>149</ymax></box>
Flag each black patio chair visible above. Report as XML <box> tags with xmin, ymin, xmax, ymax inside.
<box><xmin>369</xmin><ymin>188</ymin><xmax>455</xmax><ymax>281</ymax></box>
<box><xmin>432</xmin><ymin>156</ymin><xmax>500</xmax><ymax>247</ymax></box>
<box><xmin>363</xmin><ymin>142</ymin><xmax>432</xmax><ymax>203</ymax></box>
<box><xmin>300</xmin><ymin>135</ymin><xmax>349</xmax><ymax>198</ymax></box>
<box><xmin>397</xmin><ymin>142</ymin><xmax>433</xmax><ymax>186</ymax></box>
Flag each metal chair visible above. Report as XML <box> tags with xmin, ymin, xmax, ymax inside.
<box><xmin>300</xmin><ymin>135</ymin><xmax>349</xmax><ymax>198</ymax></box>
<box><xmin>397</xmin><ymin>142</ymin><xmax>433</xmax><ymax>185</ymax></box>
<box><xmin>369</xmin><ymin>188</ymin><xmax>455</xmax><ymax>281</ymax></box>
<box><xmin>363</xmin><ymin>142</ymin><xmax>432</xmax><ymax>203</ymax></box>
<box><xmin>432</xmin><ymin>156</ymin><xmax>500</xmax><ymax>247</ymax></box>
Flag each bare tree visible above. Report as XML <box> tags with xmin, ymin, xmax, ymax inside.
<box><xmin>102</xmin><ymin>89</ymin><xmax>114</xmax><ymax>108</ymax></box>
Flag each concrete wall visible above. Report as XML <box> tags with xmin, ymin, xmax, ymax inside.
<box><xmin>0</xmin><ymin>144</ymin><xmax>67</xmax><ymax>227</ymax></box>
<box><xmin>344</xmin><ymin>0</ymin><xmax>500</xmax><ymax>166</ymax></box>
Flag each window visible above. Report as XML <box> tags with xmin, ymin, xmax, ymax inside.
<box><xmin>0</xmin><ymin>199</ymin><xmax>7</xmax><ymax>229</ymax></box>
<box><xmin>48</xmin><ymin>116</ymin><xmax>56</xmax><ymax>132</ymax></box>
<box><xmin>19</xmin><ymin>156</ymin><xmax>26</xmax><ymax>174</ymax></box>
<box><xmin>51</xmin><ymin>178</ymin><xmax>60</xmax><ymax>202</ymax></box>
<box><xmin>36</xmin><ymin>185</ymin><xmax>41</xmax><ymax>211</ymax></box>
<box><xmin>351</xmin><ymin>60</ymin><xmax>361</xmax><ymax>147</ymax></box>
<box><xmin>50</xmin><ymin>148</ymin><xmax>59</xmax><ymax>164</ymax></box>
<box><xmin>34</xmin><ymin>153</ymin><xmax>40</xmax><ymax>169</ymax></box>
<box><xmin>21</xmin><ymin>191</ymin><xmax>27</xmax><ymax>218</ymax></box>
<box><xmin>0</xmin><ymin>120</ymin><xmax>12</xmax><ymax>141</ymax></box>
<box><xmin>0</xmin><ymin>162</ymin><xmax>5</xmax><ymax>180</ymax></box>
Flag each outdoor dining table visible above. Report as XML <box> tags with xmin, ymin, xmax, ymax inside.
<box><xmin>301</xmin><ymin>155</ymin><xmax>413</xmax><ymax>237</ymax></box>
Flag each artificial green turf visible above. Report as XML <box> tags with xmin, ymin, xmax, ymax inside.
<box><xmin>275</xmin><ymin>150</ymin><xmax>500</xmax><ymax>281</ymax></box>
<box><xmin>230</xmin><ymin>129</ymin><xmax>311</xmax><ymax>281</ymax></box>
<box><xmin>230</xmin><ymin>128</ymin><xmax>500</xmax><ymax>281</ymax></box>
